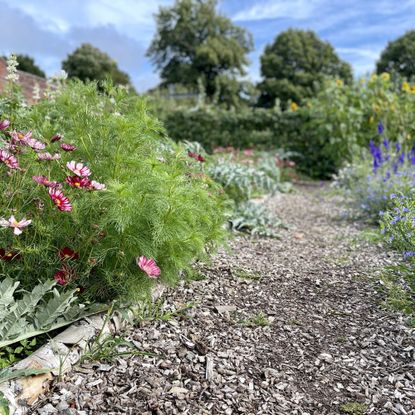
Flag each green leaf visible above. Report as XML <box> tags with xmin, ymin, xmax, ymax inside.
<box><xmin>0</xmin><ymin>392</ymin><xmax>9</xmax><ymax>415</ymax></box>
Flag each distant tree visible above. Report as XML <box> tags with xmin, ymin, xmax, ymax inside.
<box><xmin>376</xmin><ymin>30</ymin><xmax>415</xmax><ymax>78</ymax></box>
<box><xmin>147</xmin><ymin>0</ymin><xmax>253</xmax><ymax>100</ymax></box>
<box><xmin>62</xmin><ymin>44</ymin><xmax>131</xmax><ymax>87</ymax></box>
<box><xmin>3</xmin><ymin>54</ymin><xmax>46</xmax><ymax>78</ymax></box>
<box><xmin>258</xmin><ymin>29</ymin><xmax>352</xmax><ymax>107</ymax></box>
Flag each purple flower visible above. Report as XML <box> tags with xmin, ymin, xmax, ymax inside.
<box><xmin>378</xmin><ymin>122</ymin><xmax>384</xmax><ymax>135</ymax></box>
<box><xmin>391</xmin><ymin>216</ymin><xmax>400</xmax><ymax>225</ymax></box>
<box><xmin>390</xmin><ymin>194</ymin><xmax>397</xmax><ymax>199</ymax></box>
<box><xmin>403</xmin><ymin>251</ymin><xmax>415</xmax><ymax>259</ymax></box>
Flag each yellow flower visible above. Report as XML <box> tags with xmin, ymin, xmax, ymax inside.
<box><xmin>370</xmin><ymin>74</ymin><xmax>378</xmax><ymax>82</ymax></box>
<box><xmin>402</xmin><ymin>81</ymin><xmax>410</xmax><ymax>92</ymax></box>
<box><xmin>410</xmin><ymin>85</ymin><xmax>415</xmax><ymax>94</ymax></box>
<box><xmin>380</xmin><ymin>72</ymin><xmax>390</xmax><ymax>82</ymax></box>
<box><xmin>290</xmin><ymin>102</ymin><xmax>298</xmax><ymax>112</ymax></box>
<box><xmin>373</xmin><ymin>104</ymin><xmax>380</xmax><ymax>113</ymax></box>
<box><xmin>336</xmin><ymin>79</ymin><xmax>343</xmax><ymax>87</ymax></box>
<box><xmin>369</xmin><ymin>116</ymin><xmax>374</xmax><ymax>124</ymax></box>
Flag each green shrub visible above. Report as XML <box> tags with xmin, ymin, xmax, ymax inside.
<box><xmin>0</xmin><ymin>80</ymin><xmax>228</xmax><ymax>302</ymax></box>
<box><xmin>157</xmin><ymin>73</ymin><xmax>415</xmax><ymax>179</ymax></box>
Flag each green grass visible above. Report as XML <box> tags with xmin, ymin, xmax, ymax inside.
<box><xmin>233</xmin><ymin>268</ymin><xmax>261</xmax><ymax>281</ymax></box>
<box><xmin>241</xmin><ymin>312</ymin><xmax>269</xmax><ymax>327</ymax></box>
<box><xmin>134</xmin><ymin>298</ymin><xmax>196</xmax><ymax>322</ymax></box>
<box><xmin>339</xmin><ymin>402</ymin><xmax>368</xmax><ymax>415</ymax></box>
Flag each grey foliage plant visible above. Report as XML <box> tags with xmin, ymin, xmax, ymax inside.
<box><xmin>0</xmin><ymin>278</ymin><xmax>104</xmax><ymax>348</ymax></box>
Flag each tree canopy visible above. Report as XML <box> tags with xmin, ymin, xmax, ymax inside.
<box><xmin>376</xmin><ymin>30</ymin><xmax>415</xmax><ymax>78</ymax></box>
<box><xmin>257</xmin><ymin>29</ymin><xmax>352</xmax><ymax>108</ymax></box>
<box><xmin>4</xmin><ymin>54</ymin><xmax>46</xmax><ymax>78</ymax></box>
<box><xmin>62</xmin><ymin>44</ymin><xmax>132</xmax><ymax>87</ymax></box>
<box><xmin>147</xmin><ymin>0</ymin><xmax>253</xmax><ymax>100</ymax></box>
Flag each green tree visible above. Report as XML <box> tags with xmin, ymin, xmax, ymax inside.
<box><xmin>147</xmin><ymin>0</ymin><xmax>253</xmax><ymax>101</ymax></box>
<box><xmin>258</xmin><ymin>29</ymin><xmax>352</xmax><ymax>107</ymax></box>
<box><xmin>376</xmin><ymin>30</ymin><xmax>415</xmax><ymax>78</ymax></box>
<box><xmin>62</xmin><ymin>44</ymin><xmax>132</xmax><ymax>87</ymax></box>
<box><xmin>3</xmin><ymin>54</ymin><xmax>46</xmax><ymax>78</ymax></box>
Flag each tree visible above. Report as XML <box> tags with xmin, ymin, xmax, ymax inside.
<box><xmin>3</xmin><ymin>54</ymin><xmax>46</xmax><ymax>78</ymax></box>
<box><xmin>147</xmin><ymin>0</ymin><xmax>253</xmax><ymax>100</ymax></box>
<box><xmin>376</xmin><ymin>30</ymin><xmax>415</xmax><ymax>78</ymax></box>
<box><xmin>62</xmin><ymin>44</ymin><xmax>131</xmax><ymax>87</ymax></box>
<box><xmin>258</xmin><ymin>29</ymin><xmax>352</xmax><ymax>108</ymax></box>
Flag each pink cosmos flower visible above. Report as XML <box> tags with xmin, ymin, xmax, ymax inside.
<box><xmin>136</xmin><ymin>256</ymin><xmax>161</xmax><ymax>278</ymax></box>
<box><xmin>60</xmin><ymin>143</ymin><xmax>76</xmax><ymax>152</ymax></box>
<box><xmin>9</xmin><ymin>131</ymin><xmax>43</xmax><ymax>150</ymax></box>
<box><xmin>32</xmin><ymin>175</ymin><xmax>62</xmax><ymax>188</ymax></box>
<box><xmin>65</xmin><ymin>175</ymin><xmax>91</xmax><ymax>188</ymax></box>
<box><xmin>26</xmin><ymin>138</ymin><xmax>46</xmax><ymax>150</ymax></box>
<box><xmin>51</xmin><ymin>134</ymin><xmax>63</xmax><ymax>143</ymax></box>
<box><xmin>37</xmin><ymin>152</ymin><xmax>61</xmax><ymax>161</ymax></box>
<box><xmin>48</xmin><ymin>188</ymin><xmax>72</xmax><ymax>212</ymax></box>
<box><xmin>23</xmin><ymin>138</ymin><xmax>45</xmax><ymax>151</ymax></box>
<box><xmin>0</xmin><ymin>149</ymin><xmax>19</xmax><ymax>169</ymax></box>
<box><xmin>243</xmin><ymin>149</ymin><xmax>254</xmax><ymax>157</ymax></box>
<box><xmin>89</xmin><ymin>180</ymin><xmax>106</xmax><ymax>191</ymax></box>
<box><xmin>66</xmin><ymin>161</ymin><xmax>91</xmax><ymax>177</ymax></box>
<box><xmin>0</xmin><ymin>215</ymin><xmax>31</xmax><ymax>235</ymax></box>
<box><xmin>0</xmin><ymin>120</ymin><xmax>10</xmax><ymax>130</ymax></box>
<box><xmin>10</xmin><ymin>130</ymin><xmax>32</xmax><ymax>145</ymax></box>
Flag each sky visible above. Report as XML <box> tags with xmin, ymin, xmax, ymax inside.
<box><xmin>1</xmin><ymin>0</ymin><xmax>415</xmax><ymax>92</ymax></box>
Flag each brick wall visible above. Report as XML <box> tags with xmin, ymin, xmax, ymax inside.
<box><xmin>0</xmin><ymin>58</ymin><xmax>48</xmax><ymax>104</ymax></box>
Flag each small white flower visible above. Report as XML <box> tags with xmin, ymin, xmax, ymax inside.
<box><xmin>5</xmin><ymin>54</ymin><xmax>19</xmax><ymax>83</ymax></box>
<box><xmin>0</xmin><ymin>215</ymin><xmax>31</xmax><ymax>235</ymax></box>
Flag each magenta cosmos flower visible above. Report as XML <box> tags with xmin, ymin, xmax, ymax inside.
<box><xmin>65</xmin><ymin>175</ymin><xmax>91</xmax><ymax>188</ymax></box>
<box><xmin>37</xmin><ymin>152</ymin><xmax>61</xmax><ymax>161</ymax></box>
<box><xmin>136</xmin><ymin>256</ymin><xmax>161</xmax><ymax>278</ymax></box>
<box><xmin>188</xmin><ymin>151</ymin><xmax>205</xmax><ymax>162</ymax></box>
<box><xmin>58</xmin><ymin>247</ymin><xmax>79</xmax><ymax>261</ymax></box>
<box><xmin>0</xmin><ymin>149</ymin><xmax>19</xmax><ymax>169</ymax></box>
<box><xmin>51</xmin><ymin>133</ymin><xmax>63</xmax><ymax>143</ymax></box>
<box><xmin>0</xmin><ymin>215</ymin><xmax>31</xmax><ymax>235</ymax></box>
<box><xmin>0</xmin><ymin>120</ymin><xmax>10</xmax><ymax>130</ymax></box>
<box><xmin>54</xmin><ymin>269</ymin><xmax>68</xmax><ymax>285</ymax></box>
<box><xmin>48</xmin><ymin>188</ymin><xmax>72</xmax><ymax>212</ymax></box>
<box><xmin>32</xmin><ymin>175</ymin><xmax>62</xmax><ymax>188</ymax></box>
<box><xmin>60</xmin><ymin>143</ymin><xmax>76</xmax><ymax>152</ymax></box>
<box><xmin>67</xmin><ymin>161</ymin><xmax>91</xmax><ymax>177</ymax></box>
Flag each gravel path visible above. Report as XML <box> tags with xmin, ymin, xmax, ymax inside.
<box><xmin>33</xmin><ymin>184</ymin><xmax>415</xmax><ymax>415</ymax></box>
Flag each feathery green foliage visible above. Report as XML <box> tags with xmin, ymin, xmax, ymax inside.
<box><xmin>0</xmin><ymin>79</ymin><xmax>228</xmax><ymax>302</ymax></box>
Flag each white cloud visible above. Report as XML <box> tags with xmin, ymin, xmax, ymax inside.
<box><xmin>233</xmin><ymin>0</ymin><xmax>322</xmax><ymax>21</ymax></box>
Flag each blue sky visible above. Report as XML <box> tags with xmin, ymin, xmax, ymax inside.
<box><xmin>0</xmin><ymin>0</ymin><xmax>414</xmax><ymax>91</ymax></box>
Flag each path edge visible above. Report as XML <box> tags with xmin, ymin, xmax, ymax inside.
<box><xmin>0</xmin><ymin>284</ymin><xmax>166</xmax><ymax>415</ymax></box>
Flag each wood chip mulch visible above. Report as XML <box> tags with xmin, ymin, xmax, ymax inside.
<box><xmin>32</xmin><ymin>184</ymin><xmax>415</xmax><ymax>415</ymax></box>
